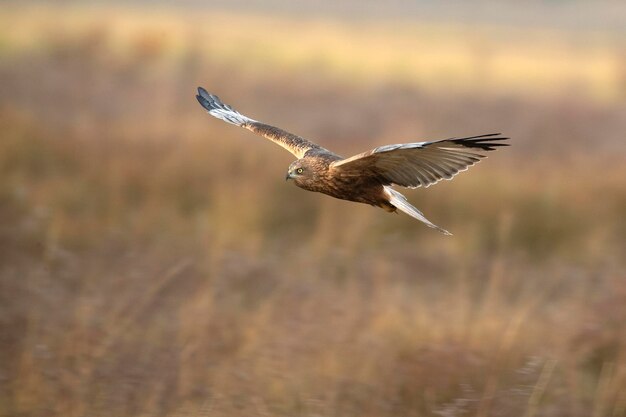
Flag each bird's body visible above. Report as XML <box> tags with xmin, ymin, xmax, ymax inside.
<box><xmin>196</xmin><ymin>87</ymin><xmax>509</xmax><ymax>235</ymax></box>
<box><xmin>286</xmin><ymin>152</ymin><xmax>396</xmax><ymax>213</ymax></box>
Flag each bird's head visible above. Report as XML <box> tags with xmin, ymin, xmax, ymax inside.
<box><xmin>286</xmin><ymin>160</ymin><xmax>305</xmax><ymax>181</ymax></box>
<box><xmin>285</xmin><ymin>159</ymin><xmax>316</xmax><ymax>189</ymax></box>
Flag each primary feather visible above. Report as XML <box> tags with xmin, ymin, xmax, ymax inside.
<box><xmin>196</xmin><ymin>87</ymin><xmax>327</xmax><ymax>159</ymax></box>
<box><xmin>330</xmin><ymin>133</ymin><xmax>509</xmax><ymax>188</ymax></box>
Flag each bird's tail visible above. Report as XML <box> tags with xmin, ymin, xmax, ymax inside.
<box><xmin>384</xmin><ymin>186</ymin><xmax>452</xmax><ymax>235</ymax></box>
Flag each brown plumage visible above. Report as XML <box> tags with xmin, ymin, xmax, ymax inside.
<box><xmin>196</xmin><ymin>87</ymin><xmax>509</xmax><ymax>234</ymax></box>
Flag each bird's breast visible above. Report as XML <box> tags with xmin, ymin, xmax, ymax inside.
<box><xmin>296</xmin><ymin>170</ymin><xmax>384</xmax><ymax>205</ymax></box>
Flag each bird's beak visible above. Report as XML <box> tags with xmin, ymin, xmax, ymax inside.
<box><xmin>285</xmin><ymin>171</ymin><xmax>293</xmax><ymax>181</ymax></box>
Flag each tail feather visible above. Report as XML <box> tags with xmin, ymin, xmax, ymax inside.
<box><xmin>385</xmin><ymin>186</ymin><xmax>452</xmax><ymax>235</ymax></box>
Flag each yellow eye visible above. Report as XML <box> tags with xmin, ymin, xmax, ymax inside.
<box><xmin>296</xmin><ymin>168</ymin><xmax>304</xmax><ymax>174</ymax></box>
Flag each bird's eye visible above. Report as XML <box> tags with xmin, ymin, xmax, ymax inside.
<box><xmin>296</xmin><ymin>168</ymin><xmax>304</xmax><ymax>174</ymax></box>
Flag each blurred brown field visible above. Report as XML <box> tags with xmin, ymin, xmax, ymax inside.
<box><xmin>1</xmin><ymin>3</ymin><xmax>626</xmax><ymax>417</ymax></box>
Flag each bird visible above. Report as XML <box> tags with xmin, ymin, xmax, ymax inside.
<box><xmin>195</xmin><ymin>87</ymin><xmax>509</xmax><ymax>235</ymax></box>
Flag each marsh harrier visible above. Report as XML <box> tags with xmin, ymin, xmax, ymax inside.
<box><xmin>196</xmin><ymin>87</ymin><xmax>508</xmax><ymax>235</ymax></box>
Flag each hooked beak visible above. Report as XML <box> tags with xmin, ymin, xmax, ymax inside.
<box><xmin>285</xmin><ymin>171</ymin><xmax>294</xmax><ymax>181</ymax></box>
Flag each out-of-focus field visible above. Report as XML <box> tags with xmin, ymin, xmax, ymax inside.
<box><xmin>1</xmin><ymin>5</ymin><xmax>624</xmax><ymax>103</ymax></box>
<box><xmin>1</xmin><ymin>4</ymin><xmax>625</xmax><ymax>417</ymax></box>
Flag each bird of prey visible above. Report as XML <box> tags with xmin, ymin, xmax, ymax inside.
<box><xmin>196</xmin><ymin>87</ymin><xmax>508</xmax><ymax>235</ymax></box>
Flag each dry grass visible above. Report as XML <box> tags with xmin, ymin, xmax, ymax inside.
<box><xmin>1</xmin><ymin>5</ymin><xmax>626</xmax><ymax>417</ymax></box>
<box><xmin>1</xmin><ymin>5</ymin><xmax>623</xmax><ymax>103</ymax></box>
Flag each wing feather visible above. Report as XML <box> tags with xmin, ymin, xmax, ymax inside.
<box><xmin>196</xmin><ymin>87</ymin><xmax>326</xmax><ymax>159</ymax></box>
<box><xmin>330</xmin><ymin>133</ymin><xmax>509</xmax><ymax>188</ymax></box>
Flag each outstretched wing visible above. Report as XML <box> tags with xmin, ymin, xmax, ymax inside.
<box><xmin>330</xmin><ymin>134</ymin><xmax>509</xmax><ymax>188</ymax></box>
<box><xmin>196</xmin><ymin>87</ymin><xmax>326</xmax><ymax>159</ymax></box>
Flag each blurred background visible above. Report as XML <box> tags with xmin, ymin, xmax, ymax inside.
<box><xmin>1</xmin><ymin>1</ymin><xmax>625</xmax><ymax>416</ymax></box>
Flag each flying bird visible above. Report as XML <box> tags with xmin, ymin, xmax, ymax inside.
<box><xmin>196</xmin><ymin>87</ymin><xmax>509</xmax><ymax>235</ymax></box>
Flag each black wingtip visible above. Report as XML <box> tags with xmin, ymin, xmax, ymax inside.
<box><xmin>451</xmin><ymin>134</ymin><xmax>510</xmax><ymax>151</ymax></box>
<box><xmin>196</xmin><ymin>93</ymin><xmax>210</xmax><ymax>111</ymax></box>
<box><xmin>197</xmin><ymin>86</ymin><xmax>218</xmax><ymax>103</ymax></box>
<box><xmin>195</xmin><ymin>87</ymin><xmax>224</xmax><ymax>112</ymax></box>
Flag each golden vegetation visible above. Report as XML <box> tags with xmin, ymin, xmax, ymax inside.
<box><xmin>1</xmin><ymin>5</ymin><xmax>623</xmax><ymax>102</ymax></box>
<box><xmin>1</xmin><ymin>5</ymin><xmax>625</xmax><ymax>417</ymax></box>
